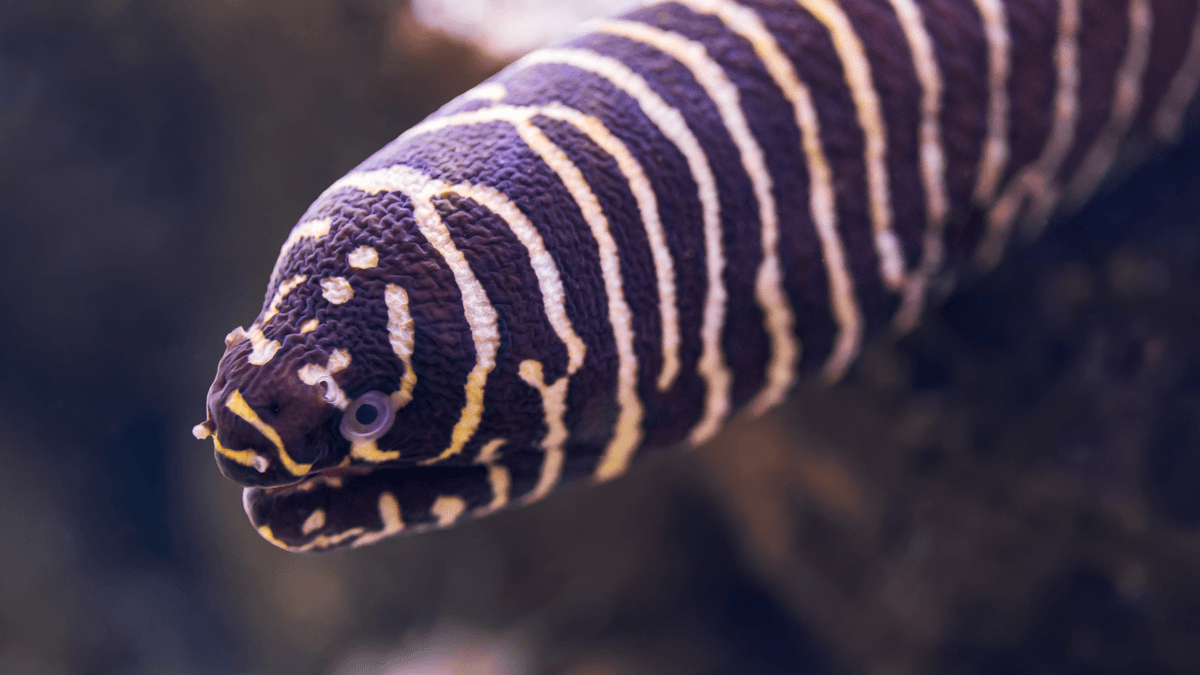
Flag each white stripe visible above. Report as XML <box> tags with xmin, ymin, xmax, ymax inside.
<box><xmin>297</xmin><ymin>349</ymin><xmax>352</xmax><ymax>410</ymax></box>
<box><xmin>348</xmin><ymin>492</ymin><xmax>405</xmax><ymax>549</ymax></box>
<box><xmin>434</xmin><ymin>178</ymin><xmax>585</xmax><ymax>499</ymax></box>
<box><xmin>475</xmin><ymin>438</ymin><xmax>510</xmax><ymax>515</ymax></box>
<box><xmin>661</xmin><ymin>1</ymin><xmax>862</xmax><ymax>386</ymax></box>
<box><xmin>442</xmin><ymin>180</ymin><xmax>587</xmax><ymax>374</ymax></box>
<box><xmin>370</xmin><ymin>109</ymin><xmax>643</xmax><ymax>483</ymax></box>
<box><xmin>348</xmin><ymin>245</ymin><xmax>379</xmax><ymax>269</ymax></box>
<box><xmin>1019</xmin><ymin>0</ymin><xmax>1082</xmax><ymax>235</ymax></box>
<box><xmin>301</xmin><ymin>509</ymin><xmax>325</xmax><ymax>536</ymax></box>
<box><xmin>596</xmin><ymin>17</ymin><xmax>799</xmax><ymax>418</ymax></box>
<box><xmin>324</xmin><ymin>166</ymin><xmax>502</xmax><ymax>464</ymax></box>
<box><xmin>477</xmin><ymin>437</ymin><xmax>507</xmax><ymax>463</ymax></box>
<box><xmin>793</xmin><ymin>0</ymin><xmax>907</xmax><ymax>292</ymax></box>
<box><xmin>385</xmin><ymin>283</ymin><xmax>418</xmax><ymax>410</ymax></box>
<box><xmin>971</xmin><ymin>0</ymin><xmax>1011</xmax><ymax>206</ymax></box>
<box><xmin>976</xmin><ymin>0</ymin><xmax>1080</xmax><ymax>270</ymax></box>
<box><xmin>319</xmin><ymin>277</ymin><xmax>354</xmax><ymax>304</ymax></box>
<box><xmin>518</xmin><ymin>359</ymin><xmax>570</xmax><ymax>502</ymax></box>
<box><xmin>244</xmin><ymin>327</ymin><xmax>281</xmax><ymax>367</ymax></box>
<box><xmin>462</xmin><ymin>81</ymin><xmax>508</xmax><ymax>102</ymax></box>
<box><xmin>407</xmin><ymin>102</ymin><xmax>683</xmax><ymax>391</ymax></box>
<box><xmin>887</xmin><ymin>0</ymin><xmax>951</xmax><ymax>334</ymax></box>
<box><xmin>431</xmin><ymin>495</ymin><xmax>467</xmax><ymax>527</ymax></box>
<box><xmin>242</xmin><ymin>274</ymin><xmax>308</xmax><ymax>366</ymax></box>
<box><xmin>509</xmin><ymin>112</ymin><xmax>644</xmax><ymax>482</ymax></box>
<box><xmin>261</xmin><ymin>274</ymin><xmax>308</xmax><ymax>324</ymax></box>
<box><xmin>269</xmin><ymin>217</ymin><xmax>331</xmax><ymax>287</ymax></box>
<box><xmin>1064</xmin><ymin>0</ymin><xmax>1152</xmax><ymax>208</ymax></box>
<box><xmin>515</xmin><ymin>47</ymin><xmax>733</xmax><ymax>446</ymax></box>
<box><xmin>1153</xmin><ymin>2</ymin><xmax>1200</xmax><ymax>141</ymax></box>
<box><xmin>483</xmin><ymin>463</ymin><xmax>511</xmax><ymax>514</ymax></box>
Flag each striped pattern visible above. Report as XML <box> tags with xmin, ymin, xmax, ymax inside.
<box><xmin>198</xmin><ymin>0</ymin><xmax>1200</xmax><ymax>552</ymax></box>
<box><xmin>516</xmin><ymin>47</ymin><xmax>735</xmax><ymax>444</ymax></box>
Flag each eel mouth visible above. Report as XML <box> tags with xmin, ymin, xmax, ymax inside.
<box><xmin>259</xmin><ymin>464</ymin><xmax>378</xmax><ymax>497</ymax></box>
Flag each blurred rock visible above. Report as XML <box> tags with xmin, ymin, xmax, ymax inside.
<box><xmin>700</xmin><ymin>133</ymin><xmax>1200</xmax><ymax>674</ymax></box>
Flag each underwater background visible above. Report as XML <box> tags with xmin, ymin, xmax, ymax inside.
<box><xmin>3</xmin><ymin>0</ymin><xmax>1200</xmax><ymax>673</ymax></box>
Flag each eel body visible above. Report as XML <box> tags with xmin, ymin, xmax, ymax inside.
<box><xmin>196</xmin><ymin>0</ymin><xmax>1200</xmax><ymax>552</ymax></box>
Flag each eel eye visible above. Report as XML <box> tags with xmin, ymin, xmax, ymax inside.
<box><xmin>340</xmin><ymin>391</ymin><xmax>394</xmax><ymax>442</ymax></box>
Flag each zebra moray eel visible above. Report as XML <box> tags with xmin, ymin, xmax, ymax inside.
<box><xmin>195</xmin><ymin>0</ymin><xmax>1200</xmax><ymax>552</ymax></box>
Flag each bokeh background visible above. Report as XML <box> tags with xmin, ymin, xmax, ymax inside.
<box><xmin>3</xmin><ymin>1</ymin><xmax>1200</xmax><ymax>673</ymax></box>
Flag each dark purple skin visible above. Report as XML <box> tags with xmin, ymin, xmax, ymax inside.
<box><xmin>196</xmin><ymin>0</ymin><xmax>1200</xmax><ymax>551</ymax></box>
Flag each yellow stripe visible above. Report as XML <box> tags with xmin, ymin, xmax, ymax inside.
<box><xmin>413</xmin><ymin>181</ymin><xmax>500</xmax><ymax>464</ymax></box>
<box><xmin>350</xmin><ymin>438</ymin><xmax>399</xmax><ymax>463</ymax></box>
<box><xmin>259</xmin><ymin>489</ymin><xmax>407</xmax><ymax>551</ymax></box>
<box><xmin>212</xmin><ymin>435</ymin><xmax>263</xmax><ymax>470</ymax></box>
<box><xmin>259</xmin><ymin>523</ymin><xmax>366</xmax><ymax>552</ymax></box>
<box><xmin>225</xmin><ymin>389</ymin><xmax>312</xmax><ymax>476</ymax></box>
<box><xmin>256</xmin><ymin>524</ymin><xmax>292</xmax><ymax>550</ymax></box>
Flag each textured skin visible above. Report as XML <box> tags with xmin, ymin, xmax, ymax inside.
<box><xmin>198</xmin><ymin>0</ymin><xmax>1200</xmax><ymax>552</ymax></box>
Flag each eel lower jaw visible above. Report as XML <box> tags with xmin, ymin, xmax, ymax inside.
<box><xmin>243</xmin><ymin>464</ymin><xmax>377</xmax><ymax>524</ymax></box>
